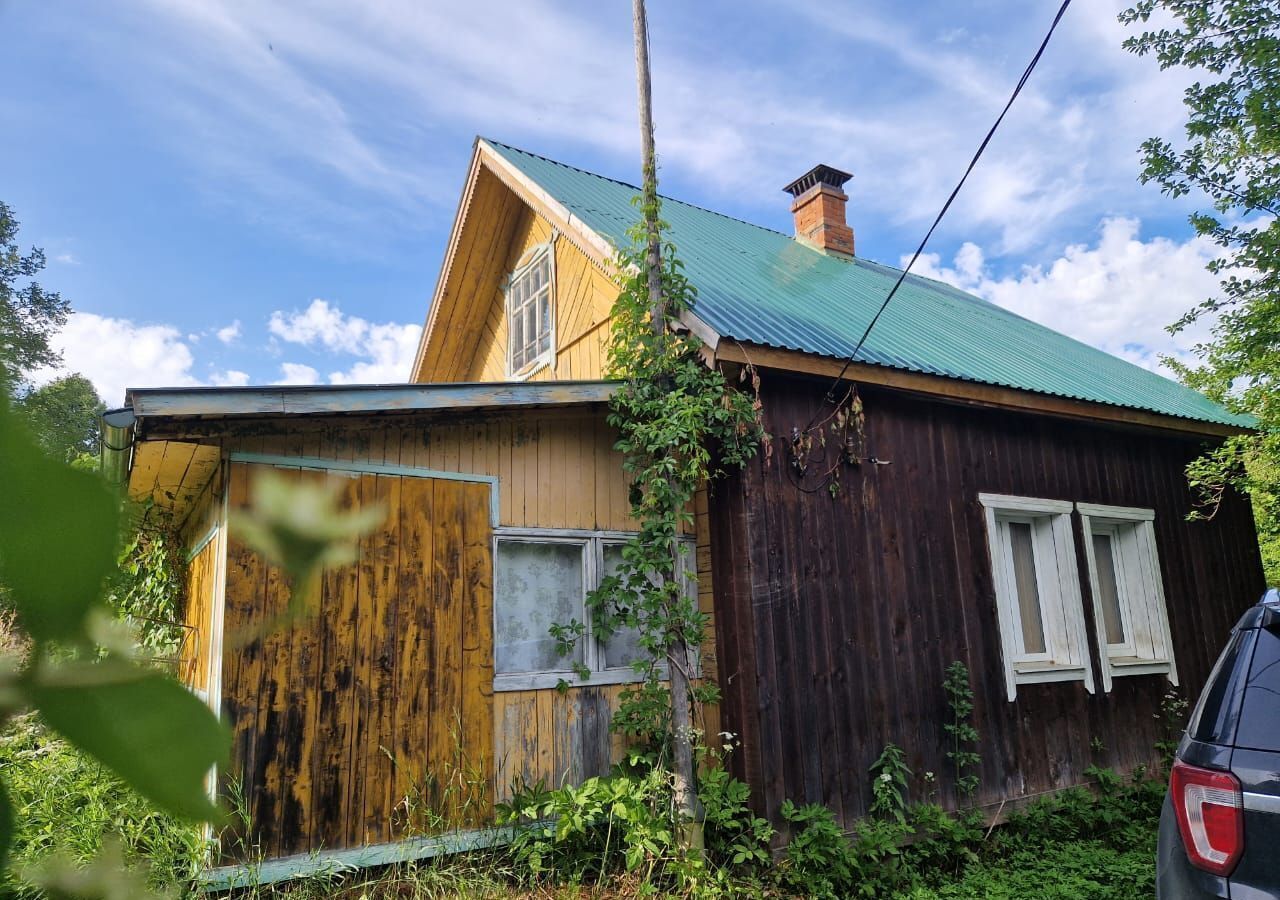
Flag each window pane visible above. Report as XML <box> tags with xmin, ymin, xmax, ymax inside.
<box><xmin>1009</xmin><ymin>522</ymin><xmax>1047</xmax><ymax>655</ymax></box>
<box><xmin>1237</xmin><ymin>627</ymin><xmax>1280</xmax><ymax>751</ymax></box>
<box><xmin>1091</xmin><ymin>532</ymin><xmax>1127</xmax><ymax>646</ymax></box>
<box><xmin>1190</xmin><ymin>628</ymin><xmax>1251</xmax><ymax>745</ymax></box>
<box><xmin>600</xmin><ymin>544</ymin><xmax>647</xmax><ymax>669</ymax></box>
<box><xmin>538</xmin><ymin>290</ymin><xmax>552</xmax><ymax>345</ymax></box>
<box><xmin>495</xmin><ymin>541</ymin><xmax>584</xmax><ymax>675</ymax></box>
<box><xmin>511</xmin><ymin>301</ymin><xmax>524</xmax><ymax>361</ymax></box>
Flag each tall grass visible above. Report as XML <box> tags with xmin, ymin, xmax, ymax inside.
<box><xmin>0</xmin><ymin>713</ymin><xmax>206</xmax><ymax>897</ymax></box>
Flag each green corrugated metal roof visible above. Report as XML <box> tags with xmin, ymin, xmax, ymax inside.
<box><xmin>486</xmin><ymin>139</ymin><xmax>1250</xmax><ymax>429</ymax></box>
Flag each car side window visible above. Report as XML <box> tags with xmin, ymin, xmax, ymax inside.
<box><xmin>1236</xmin><ymin>626</ymin><xmax>1280</xmax><ymax>752</ymax></box>
<box><xmin>1188</xmin><ymin>628</ymin><xmax>1252</xmax><ymax>746</ymax></box>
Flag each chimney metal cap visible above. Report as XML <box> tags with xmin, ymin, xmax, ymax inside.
<box><xmin>783</xmin><ymin>164</ymin><xmax>853</xmax><ymax>197</ymax></box>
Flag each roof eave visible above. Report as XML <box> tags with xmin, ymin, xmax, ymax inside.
<box><xmin>713</xmin><ymin>341</ymin><xmax>1250</xmax><ymax>439</ymax></box>
<box><xmin>122</xmin><ymin>380</ymin><xmax>620</xmax><ymax>421</ymax></box>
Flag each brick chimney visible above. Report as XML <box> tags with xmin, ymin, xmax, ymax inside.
<box><xmin>783</xmin><ymin>164</ymin><xmax>855</xmax><ymax>257</ymax></box>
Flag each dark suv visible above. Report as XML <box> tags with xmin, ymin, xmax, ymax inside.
<box><xmin>1158</xmin><ymin>588</ymin><xmax>1280</xmax><ymax>899</ymax></box>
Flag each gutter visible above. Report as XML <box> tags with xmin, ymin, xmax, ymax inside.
<box><xmin>100</xmin><ymin>406</ymin><xmax>137</xmax><ymax>488</ymax></box>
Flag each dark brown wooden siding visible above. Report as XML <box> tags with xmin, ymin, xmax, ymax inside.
<box><xmin>710</xmin><ymin>373</ymin><xmax>1265</xmax><ymax>830</ymax></box>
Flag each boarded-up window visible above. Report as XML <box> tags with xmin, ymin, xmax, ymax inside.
<box><xmin>1009</xmin><ymin>522</ymin><xmax>1047</xmax><ymax>655</ymax></box>
<box><xmin>1079</xmin><ymin>503</ymin><xmax>1177</xmax><ymax>692</ymax></box>
<box><xmin>1091</xmin><ymin>532</ymin><xmax>1127</xmax><ymax>646</ymax></box>
<box><xmin>979</xmin><ymin>493</ymin><xmax>1093</xmax><ymax>701</ymax></box>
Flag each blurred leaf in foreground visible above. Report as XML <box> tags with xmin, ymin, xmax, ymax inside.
<box><xmin>230</xmin><ymin>468</ymin><xmax>384</xmax><ymax>614</ymax></box>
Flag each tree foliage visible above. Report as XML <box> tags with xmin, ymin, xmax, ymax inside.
<box><xmin>0</xmin><ymin>202</ymin><xmax>69</xmax><ymax>392</ymax></box>
<box><xmin>1121</xmin><ymin>0</ymin><xmax>1280</xmax><ymax>581</ymax></box>
<box><xmin>16</xmin><ymin>374</ymin><xmax>105</xmax><ymax>464</ymax></box>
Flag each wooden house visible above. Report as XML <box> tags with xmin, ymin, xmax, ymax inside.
<box><xmin>102</xmin><ymin>139</ymin><xmax>1265</xmax><ymax>885</ymax></box>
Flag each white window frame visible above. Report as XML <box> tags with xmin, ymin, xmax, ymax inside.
<box><xmin>492</xmin><ymin>527</ymin><xmax>694</xmax><ymax>692</ymax></box>
<box><xmin>504</xmin><ymin>241</ymin><xmax>556</xmax><ymax>380</ymax></box>
<box><xmin>979</xmin><ymin>493</ymin><xmax>1095</xmax><ymax>701</ymax></box>
<box><xmin>1077</xmin><ymin>503</ymin><xmax>1178</xmax><ymax>692</ymax></box>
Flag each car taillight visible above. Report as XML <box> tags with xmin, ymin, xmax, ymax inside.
<box><xmin>1170</xmin><ymin>759</ymin><xmax>1244</xmax><ymax>876</ymax></box>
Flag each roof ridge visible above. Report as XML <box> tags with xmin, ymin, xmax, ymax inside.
<box><xmin>481</xmin><ymin>137</ymin><xmax>796</xmax><ymax>241</ymax></box>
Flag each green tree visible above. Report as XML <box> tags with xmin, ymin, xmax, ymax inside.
<box><xmin>0</xmin><ymin>201</ymin><xmax>69</xmax><ymax>393</ymax></box>
<box><xmin>16</xmin><ymin>374</ymin><xmax>105</xmax><ymax>464</ymax></box>
<box><xmin>1121</xmin><ymin>0</ymin><xmax>1280</xmax><ymax>583</ymax></box>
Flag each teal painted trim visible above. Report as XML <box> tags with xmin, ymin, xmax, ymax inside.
<box><xmin>199</xmin><ymin>826</ymin><xmax>518</xmax><ymax>890</ymax></box>
<box><xmin>185</xmin><ymin>524</ymin><xmax>219</xmax><ymax>562</ymax></box>
<box><xmin>228</xmin><ymin>452</ymin><xmax>500</xmax><ymax>525</ymax></box>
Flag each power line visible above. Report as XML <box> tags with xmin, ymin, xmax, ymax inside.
<box><xmin>802</xmin><ymin>0</ymin><xmax>1073</xmax><ymax>433</ymax></box>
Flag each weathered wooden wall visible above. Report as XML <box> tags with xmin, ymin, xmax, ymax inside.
<box><xmin>145</xmin><ymin>404</ymin><xmax>720</xmax><ymax>863</ymax></box>
<box><xmin>415</xmin><ymin>166</ymin><xmax>615</xmax><ymax>385</ymax></box>
<box><xmin>710</xmin><ymin>373</ymin><xmax>1265</xmax><ymax>830</ymax></box>
<box><xmin>182</xmin><ymin>532</ymin><xmax>218</xmax><ymax>696</ymax></box>
<box><xmin>179</xmin><ymin>466</ymin><xmax>224</xmax><ymax>697</ymax></box>
<box><xmin>220</xmin><ymin>463</ymin><xmax>492</xmax><ymax>862</ymax></box>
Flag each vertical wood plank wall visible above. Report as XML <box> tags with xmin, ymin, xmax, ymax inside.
<box><xmin>415</xmin><ymin>167</ymin><xmax>617</xmax><ymax>386</ymax></box>
<box><xmin>182</xmin><ymin>529</ymin><xmax>218</xmax><ymax>695</ymax></box>
<box><xmin>466</xmin><ymin>206</ymin><xmax>616</xmax><ymax>384</ymax></box>
<box><xmin>152</xmin><ymin>405</ymin><xmax>721</xmax><ymax>862</ymax></box>
<box><xmin>711</xmin><ymin>373</ymin><xmax>1265</xmax><ymax>832</ymax></box>
<box><xmin>180</xmin><ymin>468</ymin><xmax>224</xmax><ymax>699</ymax></box>
<box><xmin>220</xmin><ymin>463</ymin><xmax>494</xmax><ymax>862</ymax></box>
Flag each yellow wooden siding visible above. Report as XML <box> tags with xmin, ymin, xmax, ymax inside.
<box><xmin>465</xmin><ymin>207</ymin><xmax>617</xmax><ymax>383</ymax></box>
<box><xmin>149</xmin><ymin>403</ymin><xmax>721</xmax><ymax>862</ymax></box>
<box><xmin>493</xmin><ymin>685</ymin><xmax>627</xmax><ymax>799</ymax></box>
<box><xmin>130</xmin><ymin>440</ymin><xmax>221</xmax><ymax>518</ymax></box>
<box><xmin>416</xmin><ymin>166</ymin><xmax>530</xmax><ymax>384</ymax></box>
<box><xmin>219</xmin><ymin>461</ymin><xmax>494</xmax><ymax>863</ymax></box>
<box><xmin>182</xmin><ymin>534</ymin><xmax>217</xmax><ymax>695</ymax></box>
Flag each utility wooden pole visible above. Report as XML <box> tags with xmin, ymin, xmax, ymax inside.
<box><xmin>631</xmin><ymin>0</ymin><xmax>703</xmax><ymax>850</ymax></box>
<box><xmin>633</xmin><ymin>0</ymin><xmax>666</xmax><ymax>337</ymax></box>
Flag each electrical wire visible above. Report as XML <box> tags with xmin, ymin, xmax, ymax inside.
<box><xmin>802</xmin><ymin>0</ymin><xmax>1074</xmax><ymax>433</ymax></box>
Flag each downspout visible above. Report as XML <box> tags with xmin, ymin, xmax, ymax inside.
<box><xmin>100</xmin><ymin>407</ymin><xmax>137</xmax><ymax>489</ymax></box>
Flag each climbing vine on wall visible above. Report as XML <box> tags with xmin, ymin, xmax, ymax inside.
<box><xmin>553</xmin><ymin>202</ymin><xmax>764</xmax><ymax>750</ymax></box>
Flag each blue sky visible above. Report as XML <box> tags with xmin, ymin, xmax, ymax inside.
<box><xmin>2</xmin><ymin>0</ymin><xmax>1219</xmax><ymax>406</ymax></box>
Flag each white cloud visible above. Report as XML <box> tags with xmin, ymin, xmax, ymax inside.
<box><xmin>36</xmin><ymin>312</ymin><xmax>199</xmax><ymax>406</ymax></box>
<box><xmin>908</xmin><ymin>217</ymin><xmax>1222</xmax><ymax>376</ymax></box>
<box><xmin>274</xmin><ymin>362</ymin><xmax>320</xmax><ymax>385</ymax></box>
<box><xmin>216</xmin><ymin>320</ymin><xmax>242</xmax><ymax>344</ymax></box>
<box><xmin>269</xmin><ymin>299</ymin><xmax>422</xmax><ymax>384</ymax></box>
<box><xmin>59</xmin><ymin>0</ymin><xmax>1195</xmax><ymax>254</ymax></box>
<box><xmin>53</xmin><ymin>253</ymin><xmax>80</xmax><ymax>266</ymax></box>
<box><xmin>212</xmin><ymin>369</ymin><xmax>250</xmax><ymax>386</ymax></box>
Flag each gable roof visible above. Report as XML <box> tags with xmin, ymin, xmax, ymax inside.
<box><xmin>483</xmin><ymin>139</ymin><xmax>1249</xmax><ymax>431</ymax></box>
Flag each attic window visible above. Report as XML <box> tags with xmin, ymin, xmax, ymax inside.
<box><xmin>979</xmin><ymin>493</ymin><xmax>1095</xmax><ymax>701</ymax></box>
<box><xmin>1077</xmin><ymin>503</ymin><xmax>1178</xmax><ymax>692</ymax></box>
<box><xmin>506</xmin><ymin>244</ymin><xmax>554</xmax><ymax>378</ymax></box>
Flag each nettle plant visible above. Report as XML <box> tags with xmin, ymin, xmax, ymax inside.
<box><xmin>552</xmin><ymin>201</ymin><xmax>762</xmax><ymax>781</ymax></box>
<box><xmin>943</xmin><ymin>661</ymin><xmax>981</xmax><ymax>802</ymax></box>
